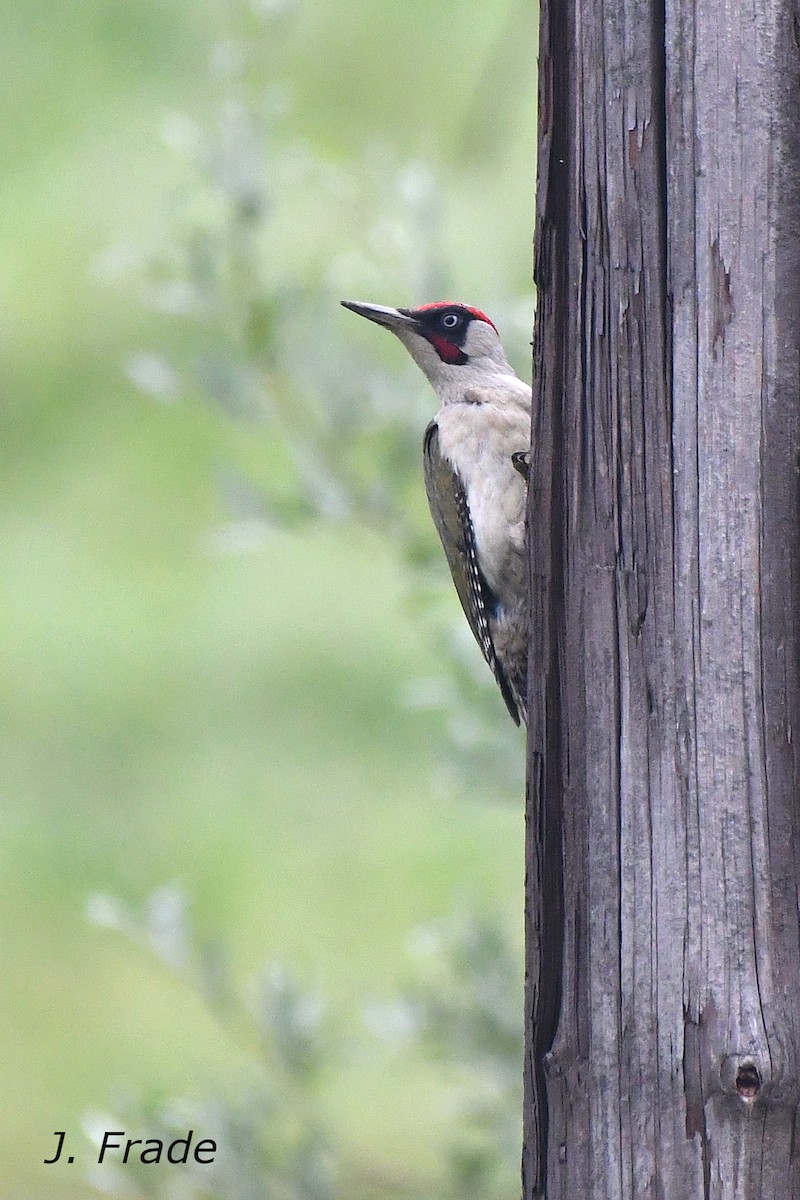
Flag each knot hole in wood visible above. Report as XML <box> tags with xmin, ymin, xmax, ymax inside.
<box><xmin>734</xmin><ymin>1062</ymin><xmax>762</xmax><ymax>1101</ymax></box>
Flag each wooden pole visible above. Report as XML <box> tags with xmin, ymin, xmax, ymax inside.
<box><xmin>524</xmin><ymin>0</ymin><xmax>800</xmax><ymax>1195</ymax></box>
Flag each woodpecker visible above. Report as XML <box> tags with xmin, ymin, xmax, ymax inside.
<box><xmin>341</xmin><ymin>299</ymin><xmax>531</xmax><ymax>725</ymax></box>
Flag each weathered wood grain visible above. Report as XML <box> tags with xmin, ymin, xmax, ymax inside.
<box><xmin>525</xmin><ymin>0</ymin><xmax>800</xmax><ymax>1195</ymax></box>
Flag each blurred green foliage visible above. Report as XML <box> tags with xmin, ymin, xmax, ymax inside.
<box><xmin>84</xmin><ymin>889</ymin><xmax>520</xmax><ymax>1200</ymax></box>
<box><xmin>2</xmin><ymin>0</ymin><xmax>536</xmax><ymax>1196</ymax></box>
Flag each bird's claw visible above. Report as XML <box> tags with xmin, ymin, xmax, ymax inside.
<box><xmin>512</xmin><ymin>450</ymin><xmax>530</xmax><ymax>481</ymax></box>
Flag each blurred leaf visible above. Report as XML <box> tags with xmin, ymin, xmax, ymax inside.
<box><xmin>244</xmin><ymin>295</ymin><xmax>278</xmax><ymax>355</ymax></box>
<box><xmin>258</xmin><ymin>965</ymin><xmax>328</xmax><ymax>1087</ymax></box>
<box><xmin>126</xmin><ymin>352</ymin><xmax>181</xmax><ymax>402</ymax></box>
<box><xmin>146</xmin><ymin>884</ymin><xmax>191</xmax><ymax>972</ymax></box>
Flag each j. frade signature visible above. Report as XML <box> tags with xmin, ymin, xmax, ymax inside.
<box><xmin>44</xmin><ymin>1129</ymin><xmax>217</xmax><ymax>1166</ymax></box>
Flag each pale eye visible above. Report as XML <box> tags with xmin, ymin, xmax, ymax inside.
<box><xmin>442</xmin><ymin>312</ymin><xmax>460</xmax><ymax>329</ymax></box>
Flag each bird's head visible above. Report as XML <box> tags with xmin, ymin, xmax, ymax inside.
<box><xmin>341</xmin><ymin>300</ymin><xmax>513</xmax><ymax>399</ymax></box>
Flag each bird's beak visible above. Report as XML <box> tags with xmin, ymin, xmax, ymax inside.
<box><xmin>341</xmin><ymin>300</ymin><xmax>418</xmax><ymax>333</ymax></box>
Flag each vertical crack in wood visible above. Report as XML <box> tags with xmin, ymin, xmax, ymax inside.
<box><xmin>525</xmin><ymin>0</ymin><xmax>570</xmax><ymax>1191</ymax></box>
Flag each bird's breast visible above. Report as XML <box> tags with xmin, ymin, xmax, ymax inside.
<box><xmin>434</xmin><ymin>400</ymin><xmax>529</xmax><ymax>601</ymax></box>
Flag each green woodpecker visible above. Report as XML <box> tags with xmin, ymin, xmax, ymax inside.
<box><xmin>342</xmin><ymin>300</ymin><xmax>530</xmax><ymax>725</ymax></box>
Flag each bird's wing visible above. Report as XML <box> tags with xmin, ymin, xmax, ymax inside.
<box><xmin>423</xmin><ymin>420</ymin><xmax>520</xmax><ymax>724</ymax></box>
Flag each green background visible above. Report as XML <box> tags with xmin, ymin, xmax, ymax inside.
<box><xmin>2</xmin><ymin>2</ymin><xmax>536</xmax><ymax>1195</ymax></box>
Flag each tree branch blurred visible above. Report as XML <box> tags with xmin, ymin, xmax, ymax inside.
<box><xmin>104</xmin><ymin>0</ymin><xmax>528</xmax><ymax>802</ymax></box>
